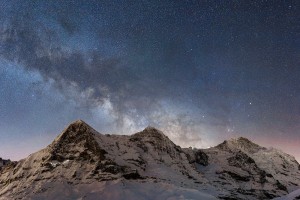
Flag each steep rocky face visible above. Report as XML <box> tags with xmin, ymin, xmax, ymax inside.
<box><xmin>183</xmin><ymin>148</ymin><xmax>209</xmax><ymax>166</ymax></box>
<box><xmin>129</xmin><ymin>126</ymin><xmax>182</xmax><ymax>159</ymax></box>
<box><xmin>48</xmin><ymin>120</ymin><xmax>107</xmax><ymax>162</ymax></box>
<box><xmin>198</xmin><ymin>138</ymin><xmax>300</xmax><ymax>199</ymax></box>
<box><xmin>0</xmin><ymin>158</ymin><xmax>11</xmax><ymax>168</ymax></box>
<box><xmin>251</xmin><ymin>148</ymin><xmax>300</xmax><ymax>192</ymax></box>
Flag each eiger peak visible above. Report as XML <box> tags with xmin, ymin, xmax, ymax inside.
<box><xmin>54</xmin><ymin>119</ymin><xmax>97</xmax><ymax>143</ymax></box>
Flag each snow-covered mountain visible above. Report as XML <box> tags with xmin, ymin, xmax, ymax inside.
<box><xmin>0</xmin><ymin>120</ymin><xmax>299</xmax><ymax>200</ymax></box>
<box><xmin>188</xmin><ymin>137</ymin><xmax>300</xmax><ymax>199</ymax></box>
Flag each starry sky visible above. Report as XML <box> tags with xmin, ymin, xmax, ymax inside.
<box><xmin>0</xmin><ymin>0</ymin><xmax>299</xmax><ymax>161</ymax></box>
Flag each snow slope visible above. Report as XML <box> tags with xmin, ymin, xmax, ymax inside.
<box><xmin>274</xmin><ymin>188</ymin><xmax>300</xmax><ymax>200</ymax></box>
<box><xmin>25</xmin><ymin>180</ymin><xmax>217</xmax><ymax>200</ymax></box>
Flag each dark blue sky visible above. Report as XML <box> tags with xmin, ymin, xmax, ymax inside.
<box><xmin>0</xmin><ymin>0</ymin><xmax>299</xmax><ymax>161</ymax></box>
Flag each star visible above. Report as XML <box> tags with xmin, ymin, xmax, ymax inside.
<box><xmin>0</xmin><ymin>0</ymin><xmax>299</xmax><ymax>162</ymax></box>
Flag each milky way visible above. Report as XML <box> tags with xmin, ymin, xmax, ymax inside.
<box><xmin>0</xmin><ymin>1</ymin><xmax>299</xmax><ymax>161</ymax></box>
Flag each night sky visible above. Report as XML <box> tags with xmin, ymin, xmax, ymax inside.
<box><xmin>0</xmin><ymin>1</ymin><xmax>299</xmax><ymax>161</ymax></box>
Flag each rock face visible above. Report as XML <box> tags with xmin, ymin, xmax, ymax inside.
<box><xmin>0</xmin><ymin>120</ymin><xmax>299</xmax><ymax>200</ymax></box>
<box><xmin>0</xmin><ymin>159</ymin><xmax>10</xmax><ymax>168</ymax></box>
<box><xmin>195</xmin><ymin>137</ymin><xmax>300</xmax><ymax>199</ymax></box>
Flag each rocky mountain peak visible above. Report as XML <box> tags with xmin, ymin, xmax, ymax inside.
<box><xmin>47</xmin><ymin>120</ymin><xmax>105</xmax><ymax>162</ymax></box>
<box><xmin>143</xmin><ymin>126</ymin><xmax>164</xmax><ymax>134</ymax></box>
<box><xmin>63</xmin><ymin>119</ymin><xmax>92</xmax><ymax>133</ymax></box>
<box><xmin>69</xmin><ymin>119</ymin><xmax>89</xmax><ymax>127</ymax></box>
<box><xmin>216</xmin><ymin>137</ymin><xmax>264</xmax><ymax>154</ymax></box>
<box><xmin>130</xmin><ymin>126</ymin><xmax>182</xmax><ymax>159</ymax></box>
<box><xmin>132</xmin><ymin>126</ymin><xmax>169</xmax><ymax>142</ymax></box>
<box><xmin>53</xmin><ymin>120</ymin><xmax>96</xmax><ymax>143</ymax></box>
<box><xmin>235</xmin><ymin>137</ymin><xmax>252</xmax><ymax>143</ymax></box>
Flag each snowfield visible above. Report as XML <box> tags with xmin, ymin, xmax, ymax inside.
<box><xmin>27</xmin><ymin>180</ymin><xmax>217</xmax><ymax>200</ymax></box>
<box><xmin>273</xmin><ymin>188</ymin><xmax>300</xmax><ymax>200</ymax></box>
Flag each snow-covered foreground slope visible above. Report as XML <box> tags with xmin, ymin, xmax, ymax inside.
<box><xmin>21</xmin><ymin>180</ymin><xmax>216</xmax><ymax>200</ymax></box>
<box><xmin>274</xmin><ymin>188</ymin><xmax>300</xmax><ymax>200</ymax></box>
<box><xmin>0</xmin><ymin>120</ymin><xmax>299</xmax><ymax>199</ymax></box>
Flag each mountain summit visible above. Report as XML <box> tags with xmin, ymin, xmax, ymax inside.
<box><xmin>216</xmin><ymin>137</ymin><xmax>265</xmax><ymax>154</ymax></box>
<box><xmin>49</xmin><ymin>119</ymin><xmax>105</xmax><ymax>162</ymax></box>
<box><xmin>0</xmin><ymin>121</ymin><xmax>300</xmax><ymax>200</ymax></box>
<box><xmin>53</xmin><ymin>119</ymin><xmax>96</xmax><ymax>143</ymax></box>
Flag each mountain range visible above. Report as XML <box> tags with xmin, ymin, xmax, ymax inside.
<box><xmin>0</xmin><ymin>120</ymin><xmax>299</xmax><ymax>200</ymax></box>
